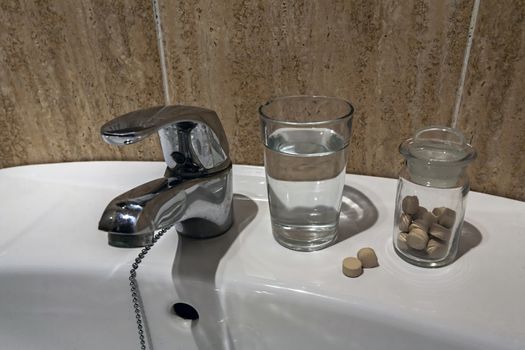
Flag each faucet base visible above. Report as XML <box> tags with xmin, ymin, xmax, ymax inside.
<box><xmin>107</xmin><ymin>213</ymin><xmax>234</xmax><ymax>248</ymax></box>
<box><xmin>176</xmin><ymin>213</ymin><xmax>234</xmax><ymax>239</ymax></box>
<box><xmin>108</xmin><ymin>232</ymin><xmax>154</xmax><ymax>248</ymax></box>
<box><xmin>100</xmin><ymin>166</ymin><xmax>234</xmax><ymax>248</ymax></box>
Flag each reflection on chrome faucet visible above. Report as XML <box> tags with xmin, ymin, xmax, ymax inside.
<box><xmin>97</xmin><ymin>105</ymin><xmax>234</xmax><ymax>247</ymax></box>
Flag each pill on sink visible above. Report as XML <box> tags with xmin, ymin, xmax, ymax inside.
<box><xmin>357</xmin><ymin>247</ymin><xmax>379</xmax><ymax>268</ymax></box>
<box><xmin>342</xmin><ymin>257</ymin><xmax>363</xmax><ymax>278</ymax></box>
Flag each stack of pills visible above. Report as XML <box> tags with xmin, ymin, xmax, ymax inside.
<box><xmin>396</xmin><ymin>196</ymin><xmax>456</xmax><ymax>259</ymax></box>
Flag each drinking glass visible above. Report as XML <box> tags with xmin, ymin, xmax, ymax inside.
<box><xmin>259</xmin><ymin>96</ymin><xmax>354</xmax><ymax>251</ymax></box>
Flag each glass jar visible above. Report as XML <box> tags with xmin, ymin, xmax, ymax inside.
<box><xmin>393</xmin><ymin>126</ymin><xmax>476</xmax><ymax>268</ymax></box>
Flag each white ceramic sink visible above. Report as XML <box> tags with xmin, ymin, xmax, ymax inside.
<box><xmin>1</xmin><ymin>162</ymin><xmax>524</xmax><ymax>350</ymax></box>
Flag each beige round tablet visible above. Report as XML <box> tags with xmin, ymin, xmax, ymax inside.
<box><xmin>429</xmin><ymin>223</ymin><xmax>451</xmax><ymax>242</ymax></box>
<box><xmin>399</xmin><ymin>213</ymin><xmax>412</xmax><ymax>232</ymax></box>
<box><xmin>342</xmin><ymin>257</ymin><xmax>363</xmax><ymax>278</ymax></box>
<box><xmin>432</xmin><ymin>207</ymin><xmax>447</xmax><ymax>218</ymax></box>
<box><xmin>397</xmin><ymin>232</ymin><xmax>409</xmax><ymax>251</ymax></box>
<box><xmin>357</xmin><ymin>247</ymin><xmax>379</xmax><ymax>268</ymax></box>
<box><xmin>426</xmin><ymin>239</ymin><xmax>447</xmax><ymax>258</ymax></box>
<box><xmin>415</xmin><ymin>206</ymin><xmax>428</xmax><ymax>219</ymax></box>
<box><xmin>438</xmin><ymin>208</ymin><xmax>456</xmax><ymax>229</ymax></box>
<box><xmin>421</xmin><ymin>211</ymin><xmax>438</xmax><ymax>226</ymax></box>
<box><xmin>409</xmin><ymin>218</ymin><xmax>429</xmax><ymax>232</ymax></box>
<box><xmin>402</xmin><ymin>196</ymin><xmax>419</xmax><ymax>215</ymax></box>
<box><xmin>407</xmin><ymin>227</ymin><xmax>429</xmax><ymax>250</ymax></box>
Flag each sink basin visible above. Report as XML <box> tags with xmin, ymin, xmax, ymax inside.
<box><xmin>1</xmin><ymin>162</ymin><xmax>524</xmax><ymax>349</ymax></box>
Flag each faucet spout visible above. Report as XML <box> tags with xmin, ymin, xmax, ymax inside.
<box><xmin>99</xmin><ymin>166</ymin><xmax>233</xmax><ymax>248</ymax></box>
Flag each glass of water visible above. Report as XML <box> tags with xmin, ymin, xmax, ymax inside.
<box><xmin>259</xmin><ymin>96</ymin><xmax>354</xmax><ymax>251</ymax></box>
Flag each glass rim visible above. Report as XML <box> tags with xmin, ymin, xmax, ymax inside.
<box><xmin>258</xmin><ymin>95</ymin><xmax>354</xmax><ymax>126</ymax></box>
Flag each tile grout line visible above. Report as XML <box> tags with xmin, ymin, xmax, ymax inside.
<box><xmin>451</xmin><ymin>0</ymin><xmax>481</xmax><ymax>128</ymax></box>
<box><xmin>151</xmin><ymin>0</ymin><xmax>171</xmax><ymax>105</ymax></box>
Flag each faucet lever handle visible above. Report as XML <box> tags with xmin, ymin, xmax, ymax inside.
<box><xmin>101</xmin><ymin>105</ymin><xmax>230</xmax><ymax>173</ymax></box>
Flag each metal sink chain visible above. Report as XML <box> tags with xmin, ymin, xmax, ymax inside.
<box><xmin>129</xmin><ymin>226</ymin><xmax>173</xmax><ymax>350</ymax></box>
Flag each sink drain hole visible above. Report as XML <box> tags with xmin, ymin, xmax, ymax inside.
<box><xmin>172</xmin><ymin>302</ymin><xmax>199</xmax><ymax>320</ymax></box>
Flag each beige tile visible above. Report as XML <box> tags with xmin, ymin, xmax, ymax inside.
<box><xmin>160</xmin><ymin>0</ymin><xmax>473</xmax><ymax>177</ymax></box>
<box><xmin>457</xmin><ymin>0</ymin><xmax>525</xmax><ymax>201</ymax></box>
<box><xmin>0</xmin><ymin>0</ymin><xmax>164</xmax><ymax>168</ymax></box>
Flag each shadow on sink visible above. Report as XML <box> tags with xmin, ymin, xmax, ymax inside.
<box><xmin>455</xmin><ymin>221</ymin><xmax>482</xmax><ymax>262</ymax></box>
<box><xmin>333</xmin><ymin>185</ymin><xmax>379</xmax><ymax>244</ymax></box>
<box><xmin>172</xmin><ymin>194</ymin><xmax>258</xmax><ymax>350</ymax></box>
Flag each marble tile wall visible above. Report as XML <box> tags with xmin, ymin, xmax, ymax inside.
<box><xmin>0</xmin><ymin>0</ymin><xmax>164</xmax><ymax>166</ymax></box>
<box><xmin>0</xmin><ymin>0</ymin><xmax>523</xmax><ymax>200</ymax></box>
<box><xmin>160</xmin><ymin>0</ymin><xmax>472</xmax><ymax>178</ymax></box>
<box><xmin>456</xmin><ymin>0</ymin><xmax>525</xmax><ymax>201</ymax></box>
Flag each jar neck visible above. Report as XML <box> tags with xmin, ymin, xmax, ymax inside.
<box><xmin>404</xmin><ymin>159</ymin><xmax>469</xmax><ymax>188</ymax></box>
<box><xmin>399</xmin><ymin>126</ymin><xmax>476</xmax><ymax>188</ymax></box>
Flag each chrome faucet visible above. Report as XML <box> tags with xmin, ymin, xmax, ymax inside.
<box><xmin>98</xmin><ymin>105</ymin><xmax>233</xmax><ymax>248</ymax></box>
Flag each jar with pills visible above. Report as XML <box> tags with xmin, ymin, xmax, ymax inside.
<box><xmin>393</xmin><ymin>126</ymin><xmax>476</xmax><ymax>267</ymax></box>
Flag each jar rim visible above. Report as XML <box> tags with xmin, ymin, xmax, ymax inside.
<box><xmin>399</xmin><ymin>126</ymin><xmax>477</xmax><ymax>167</ymax></box>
